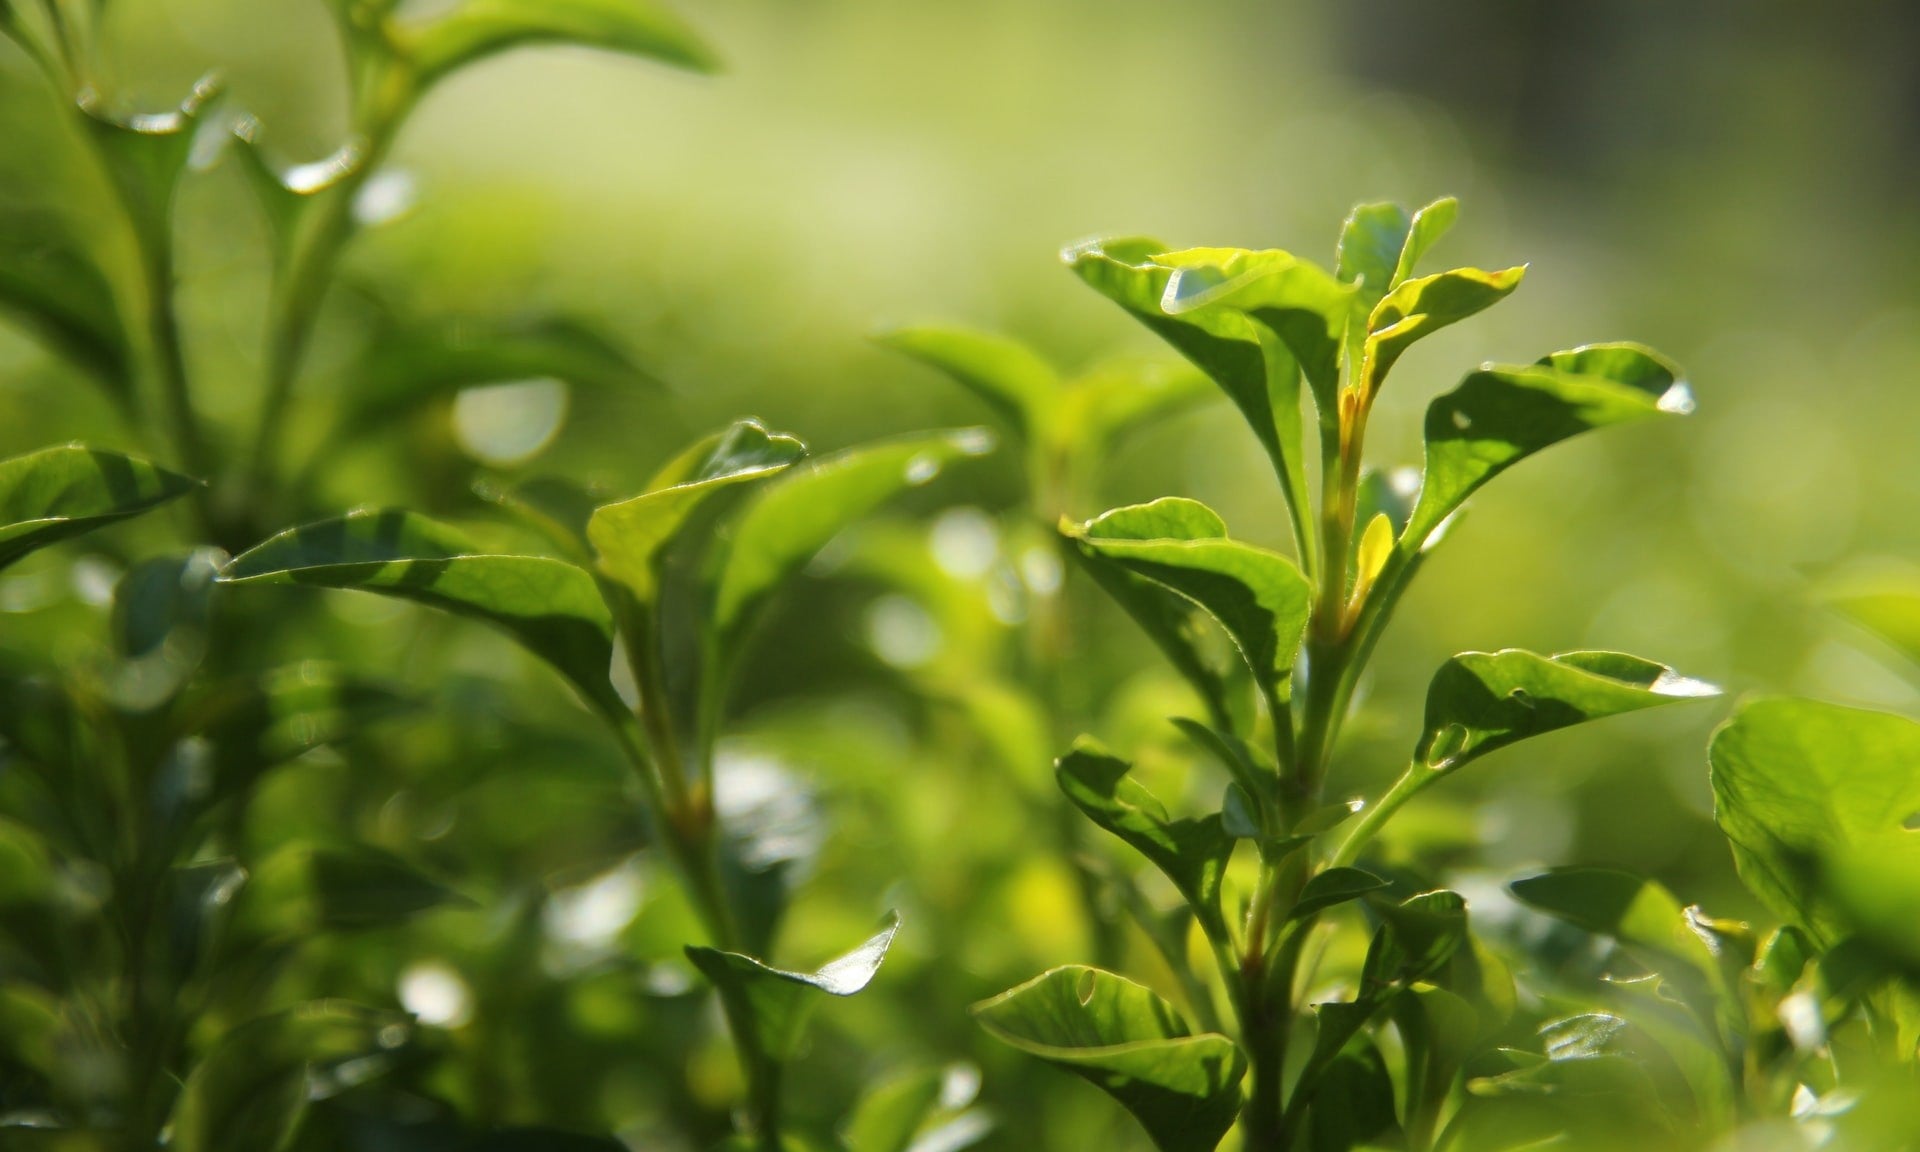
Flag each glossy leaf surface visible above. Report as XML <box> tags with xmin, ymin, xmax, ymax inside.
<box><xmin>1418</xmin><ymin>649</ymin><xmax>1716</xmax><ymax>771</ymax></box>
<box><xmin>1155</xmin><ymin>247</ymin><xmax>1354</xmax><ymax>405</ymax></box>
<box><xmin>1510</xmin><ymin>868</ymin><xmax>1723</xmax><ymax>995</ymax></box>
<box><xmin>685</xmin><ymin>911</ymin><xmax>899</xmax><ymax>1063</ymax></box>
<box><xmin>591</xmin><ymin>419</ymin><xmax>804</xmax><ymax>607</ymax></box>
<box><xmin>972</xmin><ymin>965</ymin><xmax>1244</xmax><ymax>1152</ymax></box>
<box><xmin>1066</xmin><ymin>498</ymin><xmax>1311</xmax><ymax>712</ymax></box>
<box><xmin>1403</xmin><ymin>352</ymin><xmax>1691</xmax><ymax>549</ymax></box>
<box><xmin>1362</xmin><ymin>265</ymin><xmax>1525</xmax><ymax>394</ymax></box>
<box><xmin>221</xmin><ymin>509</ymin><xmax>621</xmax><ymax>716</ymax></box>
<box><xmin>0</xmin><ymin>445</ymin><xmax>199</xmax><ymax>572</ymax></box>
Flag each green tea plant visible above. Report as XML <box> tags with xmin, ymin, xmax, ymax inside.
<box><xmin>964</xmin><ymin>200</ymin><xmax>1721</xmax><ymax>1151</ymax></box>
<box><xmin>1480</xmin><ymin>576</ymin><xmax>1920</xmax><ymax>1151</ymax></box>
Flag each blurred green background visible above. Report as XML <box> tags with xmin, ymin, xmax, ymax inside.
<box><xmin>4</xmin><ymin>1</ymin><xmax>1919</xmax><ymax>1147</ymax></box>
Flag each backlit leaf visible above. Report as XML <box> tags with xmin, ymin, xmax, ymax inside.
<box><xmin>220</xmin><ymin>509</ymin><xmax>622</xmax><ymax>717</ymax></box>
<box><xmin>0</xmin><ymin>444</ymin><xmax>199</xmax><ymax>571</ymax></box>
<box><xmin>1362</xmin><ymin>266</ymin><xmax>1525</xmax><ymax>395</ymax></box>
<box><xmin>685</xmin><ymin>911</ymin><xmax>899</xmax><ymax>1063</ymax></box>
<box><xmin>396</xmin><ymin>0</ymin><xmax>719</xmax><ymax>86</ymax></box>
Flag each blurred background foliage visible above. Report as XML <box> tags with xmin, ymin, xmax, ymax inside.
<box><xmin>4</xmin><ymin>1</ymin><xmax>1919</xmax><ymax>1148</ymax></box>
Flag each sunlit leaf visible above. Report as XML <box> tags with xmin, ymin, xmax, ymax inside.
<box><xmin>1510</xmin><ymin>868</ymin><xmax>1724</xmax><ymax>998</ymax></box>
<box><xmin>0</xmin><ymin>444</ymin><xmax>199</xmax><ymax>572</ymax></box>
<box><xmin>395</xmin><ymin>0</ymin><xmax>720</xmax><ymax>87</ymax></box>
<box><xmin>972</xmin><ymin>965</ymin><xmax>1245</xmax><ymax>1152</ymax></box>
<box><xmin>685</xmin><ymin>911</ymin><xmax>899</xmax><ymax>1063</ymax></box>
<box><xmin>170</xmin><ymin>1002</ymin><xmax>412</xmax><ymax>1152</ymax></box>
<box><xmin>1362</xmin><ymin>266</ymin><xmax>1525</xmax><ymax>395</ymax></box>
<box><xmin>1418</xmin><ymin>649</ymin><xmax>1717</xmax><ymax>772</ymax></box>
<box><xmin>1066</xmin><ymin>498</ymin><xmax>1311</xmax><ymax>714</ymax></box>
<box><xmin>220</xmin><ymin>509</ymin><xmax>622</xmax><ymax>717</ymax></box>
<box><xmin>1402</xmin><ymin>355</ymin><xmax>1690</xmax><ymax>550</ymax></box>
<box><xmin>590</xmin><ymin>419</ymin><xmax>804</xmax><ymax>607</ymax></box>
<box><xmin>1392</xmin><ymin>197</ymin><xmax>1460</xmax><ymax>287</ymax></box>
<box><xmin>1056</xmin><ymin>740</ymin><xmax>1233</xmax><ymax>941</ymax></box>
<box><xmin>1063</xmin><ymin>238</ymin><xmax>1313</xmax><ymax>537</ymax></box>
<box><xmin>1335</xmin><ymin>201</ymin><xmax>1412</xmax><ymax>308</ymax></box>
<box><xmin>1154</xmin><ymin>247</ymin><xmax>1354</xmax><ymax>408</ymax></box>
<box><xmin>1710</xmin><ymin>697</ymin><xmax>1920</xmax><ymax>944</ymax></box>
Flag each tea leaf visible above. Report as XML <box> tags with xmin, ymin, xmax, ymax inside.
<box><xmin>1710</xmin><ymin>697</ymin><xmax>1920</xmax><ymax>944</ymax></box>
<box><xmin>707</xmin><ymin>429</ymin><xmax>992</xmax><ymax>661</ymax></box>
<box><xmin>1066</xmin><ymin>498</ymin><xmax>1311</xmax><ymax>714</ymax></box>
<box><xmin>1154</xmin><ymin>247</ymin><xmax>1354</xmax><ymax>408</ymax></box>
<box><xmin>1362</xmin><ymin>265</ymin><xmax>1525</xmax><ymax>395</ymax></box>
<box><xmin>1335</xmin><ymin>201</ymin><xmax>1413</xmax><ymax>308</ymax></box>
<box><xmin>397</xmin><ymin>0</ymin><xmax>719</xmax><ymax>87</ymax></box>
<box><xmin>220</xmin><ymin>509</ymin><xmax>622</xmax><ymax>717</ymax></box>
<box><xmin>685</xmin><ymin>911</ymin><xmax>899</xmax><ymax>1064</ymax></box>
<box><xmin>972</xmin><ymin>965</ymin><xmax>1245</xmax><ymax>1152</ymax></box>
<box><xmin>1510</xmin><ymin>868</ymin><xmax>1723</xmax><ymax>996</ymax></box>
<box><xmin>1419</xmin><ymin>649</ymin><xmax>1717</xmax><ymax>772</ymax></box>
<box><xmin>878</xmin><ymin>325</ymin><xmax>1059</xmax><ymax>441</ymax></box>
<box><xmin>1404</xmin><ymin>355</ymin><xmax>1691</xmax><ymax>550</ymax></box>
<box><xmin>0</xmin><ymin>227</ymin><xmax>134</xmax><ymax>394</ymax></box>
<box><xmin>0</xmin><ymin>444</ymin><xmax>199</xmax><ymax>572</ymax></box>
<box><xmin>1064</xmin><ymin>239</ymin><xmax>1313</xmax><ymax>542</ymax></box>
<box><xmin>840</xmin><ymin>1066</ymin><xmax>943</xmax><ymax>1152</ymax></box>
<box><xmin>1392</xmin><ymin>197</ymin><xmax>1460</xmax><ymax>287</ymax></box>
<box><xmin>1056</xmin><ymin>740</ymin><xmax>1233</xmax><ymax>942</ymax></box>
<box><xmin>590</xmin><ymin>419</ymin><xmax>805</xmax><ymax>608</ymax></box>
<box><xmin>76</xmin><ymin>77</ymin><xmax>221</xmax><ymax>250</ymax></box>
<box><xmin>170</xmin><ymin>1002</ymin><xmax>412</xmax><ymax>1152</ymax></box>
<box><xmin>1287</xmin><ymin>867</ymin><xmax>1389</xmax><ymax>921</ymax></box>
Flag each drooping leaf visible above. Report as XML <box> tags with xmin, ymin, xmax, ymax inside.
<box><xmin>170</xmin><ymin>1002</ymin><xmax>412</xmax><ymax>1152</ymax></box>
<box><xmin>1402</xmin><ymin>354</ymin><xmax>1692</xmax><ymax>549</ymax></box>
<box><xmin>1066</xmin><ymin>498</ymin><xmax>1311</xmax><ymax>713</ymax></box>
<box><xmin>0</xmin><ymin>444</ymin><xmax>200</xmax><ymax>571</ymax></box>
<box><xmin>685</xmin><ymin>911</ymin><xmax>899</xmax><ymax>1064</ymax></box>
<box><xmin>878</xmin><ymin>325</ymin><xmax>1059</xmax><ymax>441</ymax></box>
<box><xmin>1056</xmin><ymin>741</ymin><xmax>1233</xmax><ymax>941</ymax></box>
<box><xmin>1362</xmin><ymin>266</ymin><xmax>1526</xmax><ymax>395</ymax></box>
<box><xmin>972</xmin><ymin>965</ymin><xmax>1245</xmax><ymax>1152</ymax></box>
<box><xmin>707</xmin><ymin>428</ymin><xmax>992</xmax><ymax>660</ymax></box>
<box><xmin>590</xmin><ymin>419</ymin><xmax>804</xmax><ymax>607</ymax></box>
<box><xmin>1063</xmin><ymin>239</ymin><xmax>1313</xmax><ymax>542</ymax></box>
<box><xmin>1417</xmin><ymin>649</ymin><xmax>1717</xmax><ymax>772</ymax></box>
<box><xmin>1709</xmin><ymin>697</ymin><xmax>1920</xmax><ymax>944</ymax></box>
<box><xmin>220</xmin><ymin>509</ymin><xmax>622</xmax><ymax>717</ymax></box>
<box><xmin>1510</xmin><ymin>868</ymin><xmax>1724</xmax><ymax>997</ymax></box>
<box><xmin>394</xmin><ymin>0</ymin><xmax>720</xmax><ymax>87</ymax></box>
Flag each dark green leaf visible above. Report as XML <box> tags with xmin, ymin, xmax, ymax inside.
<box><xmin>1709</xmin><ymin>697</ymin><xmax>1920</xmax><ymax>944</ymax></box>
<box><xmin>972</xmin><ymin>965</ymin><xmax>1244</xmax><ymax>1152</ymax></box>
<box><xmin>590</xmin><ymin>419</ymin><xmax>805</xmax><ymax>607</ymax></box>
<box><xmin>1417</xmin><ymin>649</ymin><xmax>1717</xmax><ymax>772</ymax></box>
<box><xmin>198</xmin><ymin>662</ymin><xmax>414</xmax><ymax>801</ymax></box>
<box><xmin>685</xmin><ymin>911</ymin><xmax>898</xmax><ymax>1063</ymax></box>
<box><xmin>166</xmin><ymin>859</ymin><xmax>247</xmax><ymax>984</ymax></box>
<box><xmin>1067</xmin><ymin>499</ymin><xmax>1311</xmax><ymax>714</ymax></box>
<box><xmin>220</xmin><ymin>509</ymin><xmax>622</xmax><ymax>717</ymax></box>
<box><xmin>309</xmin><ymin>844</ymin><xmax>465</xmax><ymax>929</ymax></box>
<box><xmin>395</xmin><ymin>0</ymin><xmax>720</xmax><ymax>86</ymax></box>
<box><xmin>1365</xmin><ymin>889</ymin><xmax>1469</xmax><ymax>986</ymax></box>
<box><xmin>1306</xmin><ymin>1038</ymin><xmax>1398</xmax><ymax>1152</ymax></box>
<box><xmin>0</xmin><ymin>444</ymin><xmax>199</xmax><ymax>571</ymax></box>
<box><xmin>1056</xmin><ymin>741</ymin><xmax>1233</xmax><ymax>941</ymax></box>
<box><xmin>1287</xmin><ymin>867</ymin><xmax>1388</xmax><ymax>922</ymax></box>
<box><xmin>1362</xmin><ymin>265</ymin><xmax>1525</xmax><ymax>395</ymax></box>
<box><xmin>1403</xmin><ymin>356</ymin><xmax>1691</xmax><ymax>549</ymax></box>
<box><xmin>0</xmin><ymin>224</ymin><xmax>133</xmax><ymax>393</ymax></box>
<box><xmin>170</xmin><ymin>1002</ymin><xmax>412</xmax><ymax>1152</ymax></box>
<box><xmin>112</xmin><ymin>547</ymin><xmax>222</xmax><ymax>660</ymax></box>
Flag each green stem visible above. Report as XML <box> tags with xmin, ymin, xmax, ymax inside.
<box><xmin>1331</xmin><ymin>761</ymin><xmax>1430</xmax><ymax>869</ymax></box>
